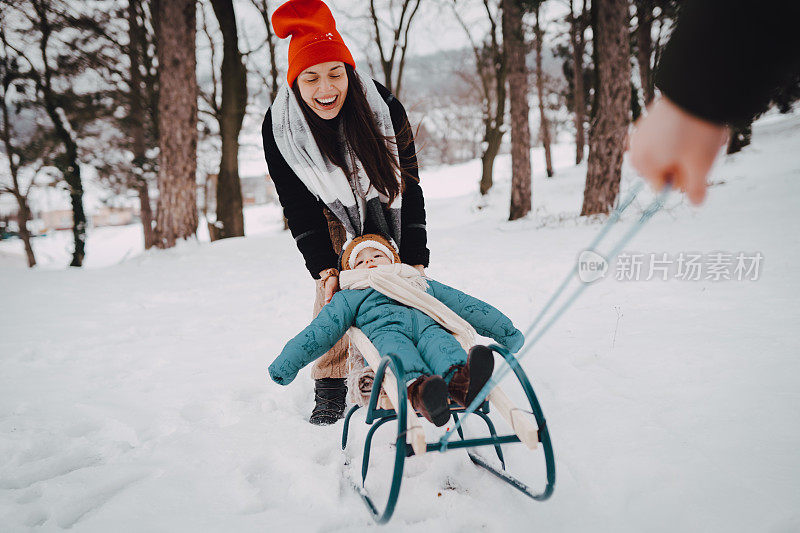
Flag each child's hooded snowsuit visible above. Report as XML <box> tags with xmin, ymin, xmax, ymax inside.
<box><xmin>269</xmin><ymin>279</ymin><xmax>524</xmax><ymax>385</ymax></box>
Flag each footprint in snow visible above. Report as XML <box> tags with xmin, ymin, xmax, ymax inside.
<box><xmin>24</xmin><ymin>509</ymin><xmax>48</xmax><ymax>528</ymax></box>
<box><xmin>53</xmin><ymin>470</ymin><xmax>147</xmax><ymax>529</ymax></box>
<box><xmin>1</xmin><ymin>448</ymin><xmax>103</xmax><ymax>490</ymax></box>
<box><xmin>15</xmin><ymin>486</ymin><xmax>43</xmax><ymax>504</ymax></box>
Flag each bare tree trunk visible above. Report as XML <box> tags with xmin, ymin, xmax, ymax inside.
<box><xmin>137</xmin><ymin>180</ymin><xmax>155</xmax><ymax>247</ymax></box>
<box><xmin>635</xmin><ymin>0</ymin><xmax>654</xmax><ymax>105</ymax></box>
<box><xmin>481</xmin><ymin>96</ymin><xmax>507</xmax><ymax>197</ymax></box>
<box><xmin>210</xmin><ymin>0</ymin><xmax>246</xmax><ymax>240</ymax></box>
<box><xmin>128</xmin><ymin>0</ymin><xmax>156</xmax><ymax>249</ymax></box>
<box><xmin>533</xmin><ymin>5</ymin><xmax>553</xmax><ymax>178</ymax></box>
<box><xmin>0</xmin><ymin>142</ymin><xmax>36</xmax><ymax>268</ymax></box>
<box><xmin>451</xmin><ymin>0</ymin><xmax>506</xmax><ymax>196</ymax></box>
<box><xmin>63</xmin><ymin>157</ymin><xmax>86</xmax><ymax>266</ymax></box>
<box><xmin>581</xmin><ymin>0</ymin><xmax>630</xmax><ymax>216</ymax></box>
<box><xmin>1</xmin><ymin>51</ymin><xmax>36</xmax><ymax>267</ymax></box>
<box><xmin>15</xmin><ymin>198</ymin><xmax>36</xmax><ymax>267</ymax></box>
<box><xmin>146</xmin><ymin>0</ymin><xmax>160</xmax><ymax>130</ymax></box>
<box><xmin>154</xmin><ymin>0</ymin><xmax>198</xmax><ymax>248</ymax></box>
<box><xmin>31</xmin><ymin>0</ymin><xmax>86</xmax><ymax>266</ymax></box>
<box><xmin>480</xmin><ymin>127</ymin><xmax>503</xmax><ymax>196</ymax></box>
<box><xmin>569</xmin><ymin>0</ymin><xmax>588</xmax><ymax>165</ymax></box>
<box><xmin>482</xmin><ymin>7</ymin><xmax>507</xmax><ymax>196</ymax></box>
<box><xmin>503</xmin><ymin>0</ymin><xmax>531</xmax><ymax>219</ymax></box>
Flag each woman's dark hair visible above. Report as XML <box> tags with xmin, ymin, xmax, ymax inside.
<box><xmin>291</xmin><ymin>64</ymin><xmax>416</xmax><ymax>204</ymax></box>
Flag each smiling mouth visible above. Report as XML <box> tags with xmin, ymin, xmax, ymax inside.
<box><xmin>314</xmin><ymin>95</ymin><xmax>338</xmax><ymax>109</ymax></box>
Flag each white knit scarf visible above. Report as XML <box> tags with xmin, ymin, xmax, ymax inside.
<box><xmin>339</xmin><ymin>264</ymin><xmax>477</xmax><ymax>351</ymax></box>
<box><xmin>271</xmin><ymin>69</ymin><xmax>402</xmax><ymax>242</ymax></box>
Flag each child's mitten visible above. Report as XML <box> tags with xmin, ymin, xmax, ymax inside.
<box><xmin>503</xmin><ymin>328</ymin><xmax>525</xmax><ymax>353</ymax></box>
<box><xmin>268</xmin><ymin>356</ymin><xmax>301</xmax><ymax>385</ymax></box>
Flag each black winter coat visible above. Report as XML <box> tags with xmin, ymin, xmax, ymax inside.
<box><xmin>262</xmin><ymin>81</ymin><xmax>429</xmax><ymax>279</ymax></box>
<box><xmin>655</xmin><ymin>0</ymin><xmax>800</xmax><ymax>126</ymax></box>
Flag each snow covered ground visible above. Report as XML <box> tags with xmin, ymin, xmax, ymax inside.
<box><xmin>2</xmin><ymin>112</ymin><xmax>799</xmax><ymax>532</ymax></box>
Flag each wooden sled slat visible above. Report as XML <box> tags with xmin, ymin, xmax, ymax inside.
<box><xmin>486</xmin><ymin>388</ymin><xmax>539</xmax><ymax>450</ymax></box>
<box><xmin>347</xmin><ymin>328</ymin><xmax>427</xmax><ymax>456</ymax></box>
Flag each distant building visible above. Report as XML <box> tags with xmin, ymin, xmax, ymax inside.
<box><xmin>40</xmin><ymin>209</ymin><xmax>73</xmax><ymax>231</ymax></box>
<box><xmin>91</xmin><ymin>206</ymin><xmax>136</xmax><ymax>227</ymax></box>
<box><xmin>241</xmin><ymin>175</ymin><xmax>275</xmax><ymax>206</ymax></box>
<box><xmin>205</xmin><ymin>173</ymin><xmax>276</xmax><ymax>208</ymax></box>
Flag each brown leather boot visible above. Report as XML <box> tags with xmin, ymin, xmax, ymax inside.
<box><xmin>447</xmin><ymin>364</ymin><xmax>470</xmax><ymax>407</ymax></box>
<box><xmin>407</xmin><ymin>375</ymin><xmax>450</xmax><ymax>427</ymax></box>
<box><xmin>448</xmin><ymin>345</ymin><xmax>495</xmax><ymax>407</ymax></box>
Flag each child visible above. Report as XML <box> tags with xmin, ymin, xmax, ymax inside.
<box><xmin>269</xmin><ymin>234</ymin><xmax>524</xmax><ymax>426</ymax></box>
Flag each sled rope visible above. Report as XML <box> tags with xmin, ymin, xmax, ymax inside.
<box><xmin>439</xmin><ymin>181</ymin><xmax>670</xmax><ymax>449</ymax></box>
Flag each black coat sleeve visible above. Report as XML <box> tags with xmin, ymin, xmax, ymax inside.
<box><xmin>655</xmin><ymin>0</ymin><xmax>800</xmax><ymax>125</ymax></box>
<box><xmin>262</xmin><ymin>109</ymin><xmax>338</xmax><ymax>279</ymax></box>
<box><xmin>374</xmin><ymin>81</ymin><xmax>431</xmax><ymax>267</ymax></box>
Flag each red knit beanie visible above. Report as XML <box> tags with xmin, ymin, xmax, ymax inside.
<box><xmin>271</xmin><ymin>0</ymin><xmax>356</xmax><ymax>86</ymax></box>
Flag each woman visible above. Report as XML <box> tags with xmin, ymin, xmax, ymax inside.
<box><xmin>262</xmin><ymin>0</ymin><xmax>430</xmax><ymax>425</ymax></box>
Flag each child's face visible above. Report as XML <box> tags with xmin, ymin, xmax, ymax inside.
<box><xmin>353</xmin><ymin>247</ymin><xmax>393</xmax><ymax>269</ymax></box>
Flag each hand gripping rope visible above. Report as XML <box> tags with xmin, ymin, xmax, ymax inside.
<box><xmin>437</xmin><ymin>181</ymin><xmax>671</xmax><ymax>450</ymax></box>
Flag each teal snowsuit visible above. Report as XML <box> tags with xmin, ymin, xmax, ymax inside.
<box><xmin>269</xmin><ymin>279</ymin><xmax>524</xmax><ymax>385</ymax></box>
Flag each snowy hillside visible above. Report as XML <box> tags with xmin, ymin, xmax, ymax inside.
<box><xmin>2</xmin><ymin>111</ymin><xmax>799</xmax><ymax>532</ymax></box>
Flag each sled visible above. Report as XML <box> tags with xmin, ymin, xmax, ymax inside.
<box><xmin>341</xmin><ymin>327</ymin><xmax>555</xmax><ymax>524</ymax></box>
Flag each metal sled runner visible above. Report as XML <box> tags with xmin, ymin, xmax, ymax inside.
<box><xmin>341</xmin><ymin>328</ymin><xmax>555</xmax><ymax>524</ymax></box>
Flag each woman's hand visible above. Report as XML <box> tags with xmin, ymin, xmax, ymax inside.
<box><xmin>320</xmin><ymin>270</ymin><xmax>340</xmax><ymax>304</ymax></box>
<box><xmin>629</xmin><ymin>96</ymin><xmax>728</xmax><ymax>205</ymax></box>
<box><xmin>412</xmin><ymin>264</ymin><xmax>425</xmax><ymax>276</ymax></box>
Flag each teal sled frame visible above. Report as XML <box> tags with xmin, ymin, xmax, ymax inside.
<box><xmin>341</xmin><ymin>344</ymin><xmax>556</xmax><ymax>524</ymax></box>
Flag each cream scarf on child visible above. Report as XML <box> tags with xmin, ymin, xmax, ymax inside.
<box><xmin>339</xmin><ymin>264</ymin><xmax>476</xmax><ymax>351</ymax></box>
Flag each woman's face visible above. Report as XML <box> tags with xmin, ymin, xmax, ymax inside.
<box><xmin>296</xmin><ymin>61</ymin><xmax>348</xmax><ymax>119</ymax></box>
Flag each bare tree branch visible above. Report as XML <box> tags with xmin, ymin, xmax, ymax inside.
<box><xmin>249</xmin><ymin>0</ymin><xmax>280</xmax><ymax>103</ymax></box>
<box><xmin>367</xmin><ymin>0</ymin><xmax>421</xmax><ymax>96</ymax></box>
<box><xmin>394</xmin><ymin>0</ymin><xmax>420</xmax><ymax>96</ymax></box>
<box><xmin>199</xmin><ymin>3</ymin><xmax>220</xmax><ymax>117</ymax></box>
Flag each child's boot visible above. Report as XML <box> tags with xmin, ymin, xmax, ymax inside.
<box><xmin>408</xmin><ymin>375</ymin><xmax>450</xmax><ymax>427</ymax></box>
<box><xmin>309</xmin><ymin>377</ymin><xmax>347</xmax><ymax>425</ymax></box>
<box><xmin>448</xmin><ymin>345</ymin><xmax>495</xmax><ymax>407</ymax></box>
